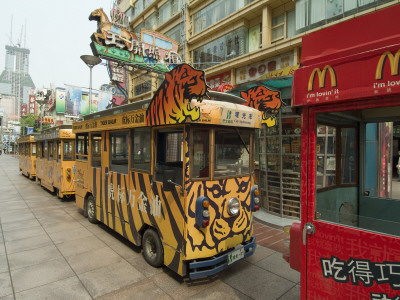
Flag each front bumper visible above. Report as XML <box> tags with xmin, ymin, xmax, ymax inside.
<box><xmin>188</xmin><ymin>236</ymin><xmax>256</xmax><ymax>279</ymax></box>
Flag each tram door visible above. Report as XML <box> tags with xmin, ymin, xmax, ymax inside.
<box><xmin>305</xmin><ymin>105</ymin><xmax>400</xmax><ymax>299</ymax></box>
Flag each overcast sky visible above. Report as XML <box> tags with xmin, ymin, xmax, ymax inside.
<box><xmin>0</xmin><ymin>0</ymin><xmax>115</xmax><ymax>91</ymax></box>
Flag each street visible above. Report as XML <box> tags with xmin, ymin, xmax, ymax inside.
<box><xmin>0</xmin><ymin>154</ymin><xmax>300</xmax><ymax>300</ymax></box>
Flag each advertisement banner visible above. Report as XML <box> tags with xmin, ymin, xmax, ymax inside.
<box><xmin>56</xmin><ymin>89</ymin><xmax>66</xmax><ymax>114</ymax></box>
<box><xmin>27</xmin><ymin>127</ymin><xmax>34</xmax><ymax>134</ymax></box>
<box><xmin>100</xmin><ymin>84</ymin><xmax>125</xmax><ymax>107</ymax></box>
<box><xmin>206</xmin><ymin>72</ymin><xmax>231</xmax><ymax>91</ymax></box>
<box><xmin>28</xmin><ymin>95</ymin><xmax>36</xmax><ymax>114</ymax></box>
<box><xmin>65</xmin><ymin>86</ymin><xmax>82</xmax><ymax>117</ymax></box>
<box><xmin>98</xmin><ymin>91</ymin><xmax>113</xmax><ymax>111</ymax></box>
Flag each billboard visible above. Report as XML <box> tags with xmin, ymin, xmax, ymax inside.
<box><xmin>65</xmin><ymin>86</ymin><xmax>82</xmax><ymax>117</ymax></box>
<box><xmin>55</xmin><ymin>88</ymin><xmax>66</xmax><ymax>114</ymax></box>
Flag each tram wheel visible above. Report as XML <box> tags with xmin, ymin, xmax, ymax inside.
<box><xmin>87</xmin><ymin>195</ymin><xmax>98</xmax><ymax>224</ymax></box>
<box><xmin>142</xmin><ymin>228</ymin><xmax>164</xmax><ymax>268</ymax></box>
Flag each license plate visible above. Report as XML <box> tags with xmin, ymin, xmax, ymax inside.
<box><xmin>227</xmin><ymin>248</ymin><xmax>245</xmax><ymax>265</ymax></box>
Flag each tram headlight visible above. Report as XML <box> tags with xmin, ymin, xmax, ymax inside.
<box><xmin>227</xmin><ymin>197</ymin><xmax>240</xmax><ymax>216</ymax></box>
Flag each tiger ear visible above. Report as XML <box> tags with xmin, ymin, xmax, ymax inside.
<box><xmin>165</xmin><ymin>72</ymin><xmax>172</xmax><ymax>82</ymax></box>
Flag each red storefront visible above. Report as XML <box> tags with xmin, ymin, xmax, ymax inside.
<box><xmin>290</xmin><ymin>4</ymin><xmax>400</xmax><ymax>299</ymax></box>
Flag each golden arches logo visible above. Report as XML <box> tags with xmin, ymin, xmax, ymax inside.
<box><xmin>308</xmin><ymin>65</ymin><xmax>337</xmax><ymax>91</ymax></box>
<box><xmin>376</xmin><ymin>50</ymin><xmax>400</xmax><ymax>80</ymax></box>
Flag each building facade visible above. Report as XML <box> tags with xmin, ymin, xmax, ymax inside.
<box><xmin>118</xmin><ymin>0</ymin><xmax>398</xmax><ymax>219</ymax></box>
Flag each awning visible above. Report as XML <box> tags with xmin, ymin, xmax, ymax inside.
<box><xmin>227</xmin><ymin>76</ymin><xmax>293</xmax><ymax>97</ymax></box>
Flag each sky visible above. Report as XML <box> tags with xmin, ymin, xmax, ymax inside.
<box><xmin>0</xmin><ymin>0</ymin><xmax>116</xmax><ymax>91</ymax></box>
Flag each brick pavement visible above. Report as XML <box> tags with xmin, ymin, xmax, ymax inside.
<box><xmin>0</xmin><ymin>154</ymin><xmax>300</xmax><ymax>299</ymax></box>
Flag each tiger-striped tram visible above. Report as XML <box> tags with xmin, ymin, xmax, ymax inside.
<box><xmin>72</xmin><ymin>62</ymin><xmax>282</xmax><ymax>278</ymax></box>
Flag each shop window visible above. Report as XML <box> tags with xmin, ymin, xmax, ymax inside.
<box><xmin>131</xmin><ymin>127</ymin><xmax>151</xmax><ymax>172</ymax></box>
<box><xmin>315</xmin><ymin>109</ymin><xmax>400</xmax><ymax>237</ymax></box>
<box><xmin>76</xmin><ymin>133</ymin><xmax>88</xmax><ymax>161</ymax></box>
<box><xmin>91</xmin><ymin>134</ymin><xmax>102</xmax><ymax>168</ymax></box>
<box><xmin>192</xmin><ymin>128</ymin><xmax>210</xmax><ymax>178</ymax></box>
<box><xmin>110</xmin><ymin>131</ymin><xmax>129</xmax><ymax>174</ymax></box>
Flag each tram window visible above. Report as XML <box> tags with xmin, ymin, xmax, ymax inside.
<box><xmin>215</xmin><ymin>128</ymin><xmax>251</xmax><ymax>177</ymax></box>
<box><xmin>48</xmin><ymin>142</ymin><xmax>54</xmax><ymax>161</ymax></box>
<box><xmin>91</xmin><ymin>134</ymin><xmax>102</xmax><ymax>168</ymax></box>
<box><xmin>131</xmin><ymin>128</ymin><xmax>151</xmax><ymax>172</ymax></box>
<box><xmin>32</xmin><ymin>144</ymin><xmax>36</xmax><ymax>156</ymax></box>
<box><xmin>155</xmin><ymin>130</ymin><xmax>183</xmax><ymax>186</ymax></box>
<box><xmin>192</xmin><ymin>128</ymin><xmax>210</xmax><ymax>178</ymax></box>
<box><xmin>110</xmin><ymin>131</ymin><xmax>129</xmax><ymax>174</ymax></box>
<box><xmin>44</xmin><ymin>142</ymin><xmax>48</xmax><ymax>159</ymax></box>
<box><xmin>76</xmin><ymin>133</ymin><xmax>89</xmax><ymax>161</ymax></box>
<box><xmin>63</xmin><ymin>141</ymin><xmax>74</xmax><ymax>161</ymax></box>
<box><xmin>57</xmin><ymin>141</ymin><xmax>61</xmax><ymax>162</ymax></box>
<box><xmin>37</xmin><ymin>142</ymin><xmax>42</xmax><ymax>158</ymax></box>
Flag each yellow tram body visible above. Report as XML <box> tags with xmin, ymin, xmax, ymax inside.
<box><xmin>35</xmin><ymin>126</ymin><xmax>76</xmax><ymax>199</ymax></box>
<box><xmin>18</xmin><ymin>135</ymin><xmax>37</xmax><ymax>179</ymax></box>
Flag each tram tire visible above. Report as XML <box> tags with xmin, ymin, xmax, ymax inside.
<box><xmin>87</xmin><ymin>195</ymin><xmax>98</xmax><ymax>224</ymax></box>
<box><xmin>142</xmin><ymin>228</ymin><xmax>164</xmax><ymax>268</ymax></box>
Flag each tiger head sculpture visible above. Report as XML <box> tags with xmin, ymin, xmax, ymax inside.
<box><xmin>240</xmin><ymin>86</ymin><xmax>282</xmax><ymax>127</ymax></box>
<box><xmin>146</xmin><ymin>64</ymin><xmax>207</xmax><ymax>126</ymax></box>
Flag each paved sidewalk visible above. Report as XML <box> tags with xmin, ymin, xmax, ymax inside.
<box><xmin>0</xmin><ymin>154</ymin><xmax>300</xmax><ymax>300</ymax></box>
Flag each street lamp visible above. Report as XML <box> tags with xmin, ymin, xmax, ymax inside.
<box><xmin>80</xmin><ymin>55</ymin><xmax>102</xmax><ymax>115</ymax></box>
<box><xmin>35</xmin><ymin>97</ymin><xmax>46</xmax><ymax>131</ymax></box>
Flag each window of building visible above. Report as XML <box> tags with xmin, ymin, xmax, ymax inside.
<box><xmin>91</xmin><ymin>134</ymin><xmax>102</xmax><ymax>168</ymax></box>
<box><xmin>110</xmin><ymin>131</ymin><xmax>129</xmax><ymax>174</ymax></box>
<box><xmin>193</xmin><ymin>0</ymin><xmax>255</xmax><ymax>35</ymax></box>
<box><xmin>159</xmin><ymin>0</ymin><xmax>172</xmax><ymax>25</ymax></box>
<box><xmin>271</xmin><ymin>7</ymin><xmax>295</xmax><ymax>43</ymax></box>
<box><xmin>192</xmin><ymin>27</ymin><xmax>248</xmax><ymax>70</ymax></box>
<box><xmin>131</xmin><ymin>127</ymin><xmax>151</xmax><ymax>172</ymax></box>
<box><xmin>296</xmin><ymin>0</ymin><xmax>392</xmax><ymax>33</ymax></box>
<box><xmin>145</xmin><ymin>12</ymin><xmax>158</xmax><ymax>30</ymax></box>
<box><xmin>134</xmin><ymin>0</ymin><xmax>144</xmax><ymax>18</ymax></box>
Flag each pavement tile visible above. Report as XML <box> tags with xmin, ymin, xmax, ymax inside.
<box><xmin>219</xmin><ymin>260</ymin><xmax>296</xmax><ymax>300</ymax></box>
<box><xmin>10</xmin><ymin>257</ymin><xmax>75</xmax><ymax>293</ymax></box>
<box><xmin>96</xmin><ymin>278</ymin><xmax>172</xmax><ymax>300</ymax></box>
<box><xmin>2</xmin><ymin>226</ymin><xmax>46</xmax><ymax>243</ymax></box>
<box><xmin>41</xmin><ymin>221</ymin><xmax>84</xmax><ymax>234</ymax></box>
<box><xmin>48</xmin><ymin>226</ymin><xmax>93</xmax><ymax>244</ymax></box>
<box><xmin>0</xmin><ymin>244</ymin><xmax>4</xmax><ymax>256</ymax></box>
<box><xmin>78</xmin><ymin>260</ymin><xmax>145</xmax><ymax>298</ymax></box>
<box><xmin>1</xmin><ymin>219</ymin><xmax>41</xmax><ymax>232</ymax></box>
<box><xmin>0</xmin><ymin>213</ymin><xmax>35</xmax><ymax>225</ymax></box>
<box><xmin>0</xmin><ymin>255</ymin><xmax>8</xmax><ymax>273</ymax></box>
<box><xmin>8</xmin><ymin>244</ymin><xmax>62</xmax><ymax>271</ymax></box>
<box><xmin>257</xmin><ymin>252</ymin><xmax>300</xmax><ymax>284</ymax></box>
<box><xmin>65</xmin><ymin>246</ymin><xmax>123</xmax><ymax>274</ymax></box>
<box><xmin>245</xmin><ymin>245</ymin><xmax>275</xmax><ymax>264</ymax></box>
<box><xmin>5</xmin><ymin>234</ymin><xmax>53</xmax><ymax>254</ymax></box>
<box><xmin>126</xmin><ymin>256</ymin><xmax>164</xmax><ymax>278</ymax></box>
<box><xmin>0</xmin><ymin>294</ymin><xmax>14</xmax><ymax>300</ymax></box>
<box><xmin>189</xmin><ymin>280</ymin><xmax>251</xmax><ymax>300</ymax></box>
<box><xmin>56</xmin><ymin>235</ymin><xmax>106</xmax><ymax>257</ymax></box>
<box><xmin>15</xmin><ymin>276</ymin><xmax>92</xmax><ymax>300</ymax></box>
<box><xmin>278</xmin><ymin>284</ymin><xmax>301</xmax><ymax>300</ymax></box>
<box><xmin>0</xmin><ymin>271</ymin><xmax>13</xmax><ymax>298</ymax></box>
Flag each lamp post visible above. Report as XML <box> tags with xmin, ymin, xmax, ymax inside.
<box><xmin>80</xmin><ymin>55</ymin><xmax>102</xmax><ymax>115</ymax></box>
<box><xmin>35</xmin><ymin>98</ymin><xmax>45</xmax><ymax>131</ymax></box>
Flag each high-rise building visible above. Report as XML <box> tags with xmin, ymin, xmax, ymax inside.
<box><xmin>0</xmin><ymin>45</ymin><xmax>35</xmax><ymax>119</ymax></box>
<box><xmin>116</xmin><ymin>0</ymin><xmax>397</xmax><ymax>220</ymax></box>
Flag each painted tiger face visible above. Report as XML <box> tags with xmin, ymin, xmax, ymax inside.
<box><xmin>186</xmin><ymin>178</ymin><xmax>253</xmax><ymax>256</ymax></box>
<box><xmin>146</xmin><ymin>64</ymin><xmax>207</xmax><ymax>126</ymax></box>
<box><xmin>241</xmin><ymin>86</ymin><xmax>281</xmax><ymax>127</ymax></box>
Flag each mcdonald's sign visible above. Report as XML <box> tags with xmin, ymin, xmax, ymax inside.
<box><xmin>307</xmin><ymin>65</ymin><xmax>337</xmax><ymax>91</ymax></box>
<box><xmin>375</xmin><ymin>50</ymin><xmax>400</xmax><ymax>80</ymax></box>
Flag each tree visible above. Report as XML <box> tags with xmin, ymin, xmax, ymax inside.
<box><xmin>20</xmin><ymin>113</ymin><xmax>38</xmax><ymax>135</ymax></box>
